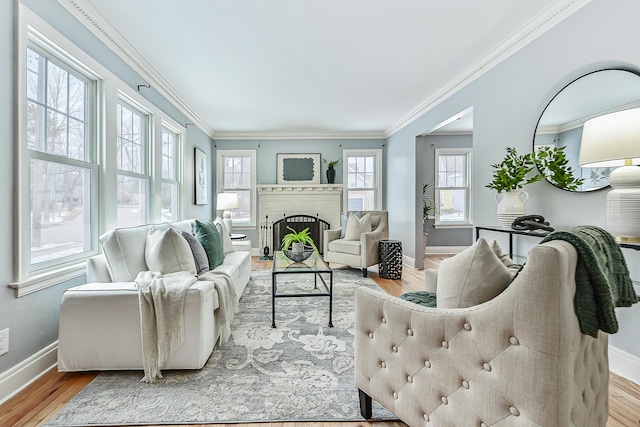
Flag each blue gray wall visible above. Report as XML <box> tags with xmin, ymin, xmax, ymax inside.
<box><xmin>385</xmin><ymin>0</ymin><xmax>640</xmax><ymax>357</ymax></box>
<box><xmin>0</xmin><ymin>0</ymin><xmax>215</xmax><ymax>375</ymax></box>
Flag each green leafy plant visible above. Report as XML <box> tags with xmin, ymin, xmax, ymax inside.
<box><xmin>322</xmin><ymin>158</ymin><xmax>342</xmax><ymax>168</ymax></box>
<box><xmin>422</xmin><ymin>181</ymin><xmax>439</xmax><ymax>224</ymax></box>
<box><xmin>281</xmin><ymin>226</ymin><xmax>318</xmax><ymax>253</ymax></box>
<box><xmin>486</xmin><ymin>146</ymin><xmax>584</xmax><ymax>193</ymax></box>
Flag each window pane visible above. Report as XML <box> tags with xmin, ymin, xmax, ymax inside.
<box><xmin>27</xmin><ymin>101</ymin><xmax>45</xmax><ymax>152</ymax></box>
<box><xmin>68</xmin><ymin>118</ymin><xmax>85</xmax><ymax>160</ymax></box>
<box><xmin>232</xmin><ymin>190</ymin><xmax>251</xmax><ymax>224</ymax></box>
<box><xmin>348</xmin><ymin>190</ymin><xmax>375</xmax><ymax>211</ymax></box>
<box><xmin>438</xmin><ymin>189</ymin><xmax>467</xmax><ymax>222</ymax></box>
<box><xmin>26</xmin><ymin>49</ymin><xmax>45</xmax><ymax>103</ymax></box>
<box><xmin>47</xmin><ymin>61</ymin><xmax>68</xmax><ymax>113</ymax></box>
<box><xmin>117</xmin><ymin>104</ymin><xmax>145</xmax><ymax>174</ymax></box>
<box><xmin>47</xmin><ymin>110</ymin><xmax>67</xmax><ymax>156</ymax></box>
<box><xmin>30</xmin><ymin>159</ymin><xmax>92</xmax><ymax>265</ymax></box>
<box><xmin>161</xmin><ymin>182</ymin><xmax>179</xmax><ymax>222</ymax></box>
<box><xmin>68</xmin><ymin>74</ymin><xmax>85</xmax><ymax>120</ymax></box>
<box><xmin>117</xmin><ymin>175</ymin><xmax>147</xmax><ymax>227</ymax></box>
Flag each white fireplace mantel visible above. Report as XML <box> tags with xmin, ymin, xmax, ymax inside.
<box><xmin>257</xmin><ymin>184</ymin><xmax>343</xmax><ymax>193</ymax></box>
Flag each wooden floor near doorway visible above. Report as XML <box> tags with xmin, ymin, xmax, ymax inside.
<box><xmin>1</xmin><ymin>255</ymin><xmax>639</xmax><ymax>427</ymax></box>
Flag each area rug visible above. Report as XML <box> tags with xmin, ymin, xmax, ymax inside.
<box><xmin>46</xmin><ymin>269</ymin><xmax>396</xmax><ymax>426</ymax></box>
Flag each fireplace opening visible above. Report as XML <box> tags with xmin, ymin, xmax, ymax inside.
<box><xmin>270</xmin><ymin>214</ymin><xmax>331</xmax><ymax>256</ymax></box>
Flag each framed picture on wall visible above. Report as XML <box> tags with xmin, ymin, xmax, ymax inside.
<box><xmin>276</xmin><ymin>153</ymin><xmax>321</xmax><ymax>184</ymax></box>
<box><xmin>194</xmin><ymin>147</ymin><xmax>208</xmax><ymax>205</ymax></box>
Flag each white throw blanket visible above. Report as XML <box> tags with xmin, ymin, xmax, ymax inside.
<box><xmin>198</xmin><ymin>271</ymin><xmax>239</xmax><ymax>343</ymax></box>
<box><xmin>136</xmin><ymin>269</ymin><xmax>239</xmax><ymax>383</ymax></box>
<box><xmin>136</xmin><ymin>270</ymin><xmax>196</xmax><ymax>383</ymax></box>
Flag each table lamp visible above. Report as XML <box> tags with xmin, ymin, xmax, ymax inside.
<box><xmin>216</xmin><ymin>192</ymin><xmax>239</xmax><ymax>235</ymax></box>
<box><xmin>579</xmin><ymin>107</ymin><xmax>640</xmax><ymax>241</ymax></box>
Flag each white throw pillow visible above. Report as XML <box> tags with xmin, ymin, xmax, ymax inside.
<box><xmin>490</xmin><ymin>239</ymin><xmax>522</xmax><ymax>274</ymax></box>
<box><xmin>436</xmin><ymin>238</ymin><xmax>513</xmax><ymax>309</ymax></box>
<box><xmin>100</xmin><ymin>224</ymin><xmax>160</xmax><ymax>282</ymax></box>
<box><xmin>214</xmin><ymin>217</ymin><xmax>236</xmax><ymax>254</ymax></box>
<box><xmin>145</xmin><ymin>227</ymin><xmax>197</xmax><ymax>275</ymax></box>
<box><xmin>344</xmin><ymin>213</ymin><xmax>372</xmax><ymax>241</ymax></box>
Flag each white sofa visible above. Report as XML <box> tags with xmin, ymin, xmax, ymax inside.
<box><xmin>57</xmin><ymin>219</ymin><xmax>251</xmax><ymax>372</ymax></box>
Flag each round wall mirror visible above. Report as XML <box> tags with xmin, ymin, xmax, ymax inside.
<box><xmin>533</xmin><ymin>69</ymin><xmax>640</xmax><ymax>192</ymax></box>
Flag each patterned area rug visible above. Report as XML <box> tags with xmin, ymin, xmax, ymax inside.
<box><xmin>46</xmin><ymin>269</ymin><xmax>396</xmax><ymax>426</ymax></box>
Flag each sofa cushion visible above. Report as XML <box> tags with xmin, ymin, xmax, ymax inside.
<box><xmin>436</xmin><ymin>238</ymin><xmax>514</xmax><ymax>309</ymax></box>
<box><xmin>214</xmin><ymin>217</ymin><xmax>236</xmax><ymax>254</ymax></box>
<box><xmin>145</xmin><ymin>227</ymin><xmax>197</xmax><ymax>275</ymax></box>
<box><xmin>328</xmin><ymin>239</ymin><xmax>362</xmax><ymax>256</ymax></box>
<box><xmin>194</xmin><ymin>220</ymin><xmax>225</xmax><ymax>269</ymax></box>
<box><xmin>344</xmin><ymin>213</ymin><xmax>372</xmax><ymax>241</ymax></box>
<box><xmin>181</xmin><ymin>231</ymin><xmax>210</xmax><ymax>275</ymax></box>
<box><xmin>100</xmin><ymin>224</ymin><xmax>160</xmax><ymax>282</ymax></box>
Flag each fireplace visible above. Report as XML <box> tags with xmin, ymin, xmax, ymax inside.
<box><xmin>271</xmin><ymin>214</ymin><xmax>331</xmax><ymax>255</ymax></box>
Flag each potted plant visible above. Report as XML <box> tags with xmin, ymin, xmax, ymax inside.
<box><xmin>281</xmin><ymin>226</ymin><xmax>318</xmax><ymax>261</ymax></box>
<box><xmin>486</xmin><ymin>146</ymin><xmax>583</xmax><ymax>228</ymax></box>
<box><xmin>323</xmin><ymin>158</ymin><xmax>341</xmax><ymax>184</ymax></box>
<box><xmin>422</xmin><ymin>181</ymin><xmax>439</xmax><ymax>250</ymax></box>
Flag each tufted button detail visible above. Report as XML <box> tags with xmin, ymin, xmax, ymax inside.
<box><xmin>381</xmin><ymin>361</ymin><xmax>386</xmax><ymax>368</ymax></box>
<box><xmin>393</xmin><ymin>392</ymin><xmax>398</xmax><ymax>399</ymax></box>
<box><xmin>462</xmin><ymin>380</ymin><xmax>469</xmax><ymax>389</ymax></box>
<box><xmin>368</xmin><ymin>332</ymin><xmax>374</xmax><ymax>338</ymax></box>
<box><xmin>509</xmin><ymin>406</ymin><xmax>520</xmax><ymax>416</ymax></box>
<box><xmin>483</xmin><ymin>362</ymin><xmax>492</xmax><ymax>371</ymax></box>
<box><xmin>424</xmin><ymin>360</ymin><xmax>431</xmax><ymax>368</ymax></box>
<box><xmin>392</xmin><ymin>345</ymin><xmax>398</xmax><ymax>353</ymax></box>
<box><xmin>480</xmin><ymin>423</ymin><xmax>487</xmax><ymax>427</ymax></box>
<box><xmin>424</xmin><ymin>414</ymin><xmax>430</xmax><ymax>422</ymax></box>
<box><xmin>381</xmin><ymin>317</ymin><xmax>387</xmax><ymax>324</ymax></box>
<box><xmin>509</xmin><ymin>336</ymin><xmax>519</xmax><ymax>345</ymax></box>
<box><xmin>442</xmin><ymin>340</ymin><xmax>449</xmax><ymax>349</ymax></box>
<box><xmin>464</xmin><ymin>322</ymin><xmax>471</xmax><ymax>331</ymax></box>
<box><xmin>441</xmin><ymin>396</ymin><xmax>448</xmax><ymax>405</ymax></box>
<box><xmin>407</xmin><ymin>328</ymin><xmax>413</xmax><ymax>336</ymax></box>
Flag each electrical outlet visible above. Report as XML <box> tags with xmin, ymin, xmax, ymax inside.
<box><xmin>0</xmin><ymin>328</ymin><xmax>9</xmax><ymax>356</ymax></box>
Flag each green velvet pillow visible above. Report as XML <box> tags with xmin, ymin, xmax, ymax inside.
<box><xmin>194</xmin><ymin>219</ymin><xmax>225</xmax><ymax>270</ymax></box>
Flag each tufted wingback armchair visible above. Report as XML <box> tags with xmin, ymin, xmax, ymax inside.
<box><xmin>323</xmin><ymin>210</ymin><xmax>389</xmax><ymax>277</ymax></box>
<box><xmin>354</xmin><ymin>240</ymin><xmax>610</xmax><ymax>427</ymax></box>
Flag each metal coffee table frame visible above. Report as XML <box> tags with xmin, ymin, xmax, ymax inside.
<box><xmin>271</xmin><ymin>251</ymin><xmax>333</xmax><ymax>328</ymax></box>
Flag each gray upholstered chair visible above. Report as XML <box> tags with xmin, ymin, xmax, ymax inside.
<box><xmin>354</xmin><ymin>240</ymin><xmax>610</xmax><ymax>426</ymax></box>
<box><xmin>323</xmin><ymin>210</ymin><xmax>389</xmax><ymax>277</ymax></box>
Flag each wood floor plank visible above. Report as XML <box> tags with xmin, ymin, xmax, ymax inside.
<box><xmin>1</xmin><ymin>255</ymin><xmax>638</xmax><ymax>426</ymax></box>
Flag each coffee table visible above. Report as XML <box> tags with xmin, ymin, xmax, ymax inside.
<box><xmin>271</xmin><ymin>250</ymin><xmax>333</xmax><ymax>328</ymax></box>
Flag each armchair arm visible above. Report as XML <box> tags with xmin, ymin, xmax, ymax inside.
<box><xmin>360</xmin><ymin>229</ymin><xmax>385</xmax><ymax>266</ymax></box>
<box><xmin>323</xmin><ymin>228</ymin><xmax>342</xmax><ymax>254</ymax></box>
<box><xmin>424</xmin><ymin>268</ymin><xmax>438</xmax><ymax>292</ymax></box>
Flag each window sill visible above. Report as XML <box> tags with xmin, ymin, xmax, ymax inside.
<box><xmin>8</xmin><ymin>262</ymin><xmax>86</xmax><ymax>297</ymax></box>
<box><xmin>434</xmin><ymin>224</ymin><xmax>474</xmax><ymax>230</ymax></box>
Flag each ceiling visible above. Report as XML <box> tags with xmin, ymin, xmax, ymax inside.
<box><xmin>67</xmin><ymin>0</ymin><xmax>589</xmax><ymax>138</ymax></box>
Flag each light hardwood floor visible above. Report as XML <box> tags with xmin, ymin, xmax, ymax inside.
<box><xmin>1</xmin><ymin>255</ymin><xmax>639</xmax><ymax>427</ymax></box>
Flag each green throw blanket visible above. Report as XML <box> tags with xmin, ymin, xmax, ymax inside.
<box><xmin>541</xmin><ymin>225</ymin><xmax>638</xmax><ymax>337</ymax></box>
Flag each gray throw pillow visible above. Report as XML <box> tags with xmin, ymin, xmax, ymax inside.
<box><xmin>181</xmin><ymin>231</ymin><xmax>210</xmax><ymax>275</ymax></box>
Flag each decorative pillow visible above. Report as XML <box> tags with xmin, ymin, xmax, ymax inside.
<box><xmin>344</xmin><ymin>213</ymin><xmax>372</xmax><ymax>241</ymax></box>
<box><xmin>436</xmin><ymin>238</ymin><xmax>513</xmax><ymax>309</ymax></box>
<box><xmin>340</xmin><ymin>211</ymin><xmax>361</xmax><ymax>238</ymax></box>
<box><xmin>100</xmin><ymin>224</ymin><xmax>157</xmax><ymax>282</ymax></box>
<box><xmin>490</xmin><ymin>239</ymin><xmax>521</xmax><ymax>274</ymax></box>
<box><xmin>213</xmin><ymin>217</ymin><xmax>236</xmax><ymax>254</ymax></box>
<box><xmin>181</xmin><ymin>231</ymin><xmax>209</xmax><ymax>275</ymax></box>
<box><xmin>194</xmin><ymin>219</ymin><xmax>225</xmax><ymax>269</ymax></box>
<box><xmin>145</xmin><ymin>227</ymin><xmax>196</xmax><ymax>275</ymax></box>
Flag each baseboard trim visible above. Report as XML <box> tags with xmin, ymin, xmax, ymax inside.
<box><xmin>425</xmin><ymin>246</ymin><xmax>468</xmax><ymax>255</ymax></box>
<box><xmin>0</xmin><ymin>341</ymin><xmax>58</xmax><ymax>405</ymax></box>
<box><xmin>402</xmin><ymin>255</ymin><xmax>416</xmax><ymax>269</ymax></box>
<box><xmin>609</xmin><ymin>344</ymin><xmax>640</xmax><ymax>385</ymax></box>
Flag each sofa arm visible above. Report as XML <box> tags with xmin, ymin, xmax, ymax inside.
<box><xmin>86</xmin><ymin>254</ymin><xmax>112</xmax><ymax>283</ymax></box>
<box><xmin>424</xmin><ymin>268</ymin><xmax>438</xmax><ymax>292</ymax></box>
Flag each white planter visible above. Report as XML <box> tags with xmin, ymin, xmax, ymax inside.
<box><xmin>496</xmin><ymin>190</ymin><xmax>528</xmax><ymax>230</ymax></box>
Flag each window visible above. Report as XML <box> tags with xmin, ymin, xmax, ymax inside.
<box><xmin>25</xmin><ymin>46</ymin><xmax>98</xmax><ymax>271</ymax></box>
<box><xmin>160</xmin><ymin>126</ymin><xmax>181</xmax><ymax>222</ymax></box>
<box><xmin>435</xmin><ymin>148</ymin><xmax>472</xmax><ymax>226</ymax></box>
<box><xmin>217</xmin><ymin>150</ymin><xmax>257</xmax><ymax>227</ymax></box>
<box><xmin>116</xmin><ymin>101</ymin><xmax>149</xmax><ymax>228</ymax></box>
<box><xmin>343</xmin><ymin>149</ymin><xmax>382</xmax><ymax>211</ymax></box>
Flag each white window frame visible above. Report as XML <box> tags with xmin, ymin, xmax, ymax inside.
<box><xmin>434</xmin><ymin>148</ymin><xmax>473</xmax><ymax>228</ymax></box>
<box><xmin>12</xmin><ymin>4</ymin><xmax>187</xmax><ymax>296</ymax></box>
<box><xmin>158</xmin><ymin>122</ymin><xmax>184</xmax><ymax>222</ymax></box>
<box><xmin>216</xmin><ymin>150</ymin><xmax>257</xmax><ymax>228</ymax></box>
<box><xmin>342</xmin><ymin>149</ymin><xmax>383</xmax><ymax>211</ymax></box>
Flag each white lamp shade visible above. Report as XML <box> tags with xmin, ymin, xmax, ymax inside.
<box><xmin>579</xmin><ymin>107</ymin><xmax>640</xmax><ymax>168</ymax></box>
<box><xmin>216</xmin><ymin>192</ymin><xmax>239</xmax><ymax>210</ymax></box>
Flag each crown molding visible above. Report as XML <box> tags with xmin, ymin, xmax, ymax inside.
<box><xmin>385</xmin><ymin>0</ymin><xmax>594</xmax><ymax>138</ymax></box>
<box><xmin>56</xmin><ymin>0</ymin><xmax>216</xmax><ymax>138</ymax></box>
<box><xmin>212</xmin><ymin>131</ymin><xmax>386</xmax><ymax>141</ymax></box>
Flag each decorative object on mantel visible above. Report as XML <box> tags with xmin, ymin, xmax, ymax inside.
<box><xmin>216</xmin><ymin>192</ymin><xmax>238</xmax><ymax>235</ymax></box>
<box><xmin>487</xmin><ymin>147</ymin><xmax>583</xmax><ymax>229</ymax></box>
<box><xmin>281</xmin><ymin>226</ymin><xmax>318</xmax><ymax>261</ymax></box>
<box><xmin>579</xmin><ymin>108</ymin><xmax>640</xmax><ymax>242</ymax></box>
<box><xmin>276</xmin><ymin>153</ymin><xmax>321</xmax><ymax>184</ymax></box>
<box><xmin>323</xmin><ymin>157</ymin><xmax>341</xmax><ymax>184</ymax></box>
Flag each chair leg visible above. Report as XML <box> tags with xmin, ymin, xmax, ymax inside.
<box><xmin>362</xmin><ymin>268</ymin><xmax>368</xmax><ymax>277</ymax></box>
<box><xmin>358</xmin><ymin>389</ymin><xmax>372</xmax><ymax>419</ymax></box>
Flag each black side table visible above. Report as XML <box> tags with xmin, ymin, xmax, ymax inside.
<box><xmin>378</xmin><ymin>240</ymin><xmax>402</xmax><ymax>279</ymax></box>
